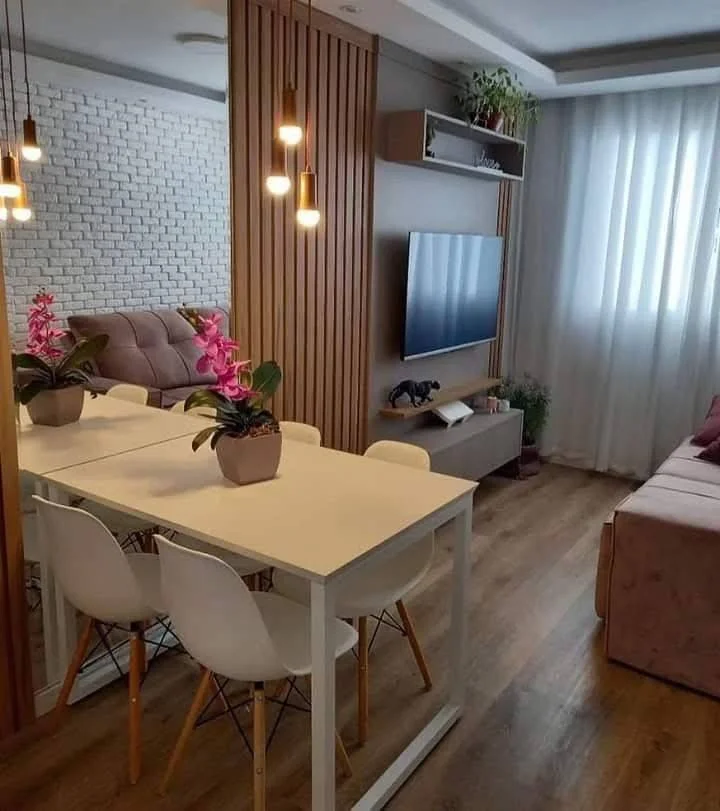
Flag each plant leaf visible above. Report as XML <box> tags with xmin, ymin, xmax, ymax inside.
<box><xmin>14</xmin><ymin>352</ymin><xmax>53</xmax><ymax>375</ymax></box>
<box><xmin>191</xmin><ymin>425</ymin><xmax>217</xmax><ymax>452</ymax></box>
<box><xmin>252</xmin><ymin>361</ymin><xmax>282</xmax><ymax>403</ymax></box>
<box><xmin>18</xmin><ymin>380</ymin><xmax>50</xmax><ymax>405</ymax></box>
<box><xmin>56</xmin><ymin>335</ymin><xmax>109</xmax><ymax>376</ymax></box>
<box><xmin>185</xmin><ymin>389</ymin><xmax>227</xmax><ymax>412</ymax></box>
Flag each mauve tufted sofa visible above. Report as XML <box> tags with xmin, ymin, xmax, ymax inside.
<box><xmin>595</xmin><ymin>439</ymin><xmax>720</xmax><ymax>698</ymax></box>
<box><xmin>66</xmin><ymin>307</ymin><xmax>228</xmax><ymax>408</ymax></box>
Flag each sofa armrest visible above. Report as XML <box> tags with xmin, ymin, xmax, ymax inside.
<box><xmin>84</xmin><ymin>376</ymin><xmax>163</xmax><ymax>408</ymax></box>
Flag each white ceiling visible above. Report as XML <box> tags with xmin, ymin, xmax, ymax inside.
<box><xmin>8</xmin><ymin>0</ymin><xmax>720</xmax><ymax>108</ymax></box>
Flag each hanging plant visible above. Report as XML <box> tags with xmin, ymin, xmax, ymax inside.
<box><xmin>456</xmin><ymin>67</ymin><xmax>539</xmax><ymax>133</ymax></box>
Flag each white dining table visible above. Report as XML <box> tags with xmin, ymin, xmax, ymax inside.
<box><xmin>21</xmin><ymin>407</ymin><xmax>477</xmax><ymax>810</ymax></box>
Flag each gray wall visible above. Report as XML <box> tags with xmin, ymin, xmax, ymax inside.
<box><xmin>369</xmin><ymin>41</ymin><xmax>499</xmax><ymax>441</ymax></box>
<box><xmin>5</xmin><ymin>78</ymin><xmax>229</xmax><ymax>341</ymax></box>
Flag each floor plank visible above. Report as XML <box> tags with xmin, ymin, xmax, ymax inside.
<box><xmin>5</xmin><ymin>465</ymin><xmax>718</xmax><ymax>810</ymax></box>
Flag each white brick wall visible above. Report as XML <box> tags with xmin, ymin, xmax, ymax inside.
<box><xmin>4</xmin><ymin>80</ymin><xmax>229</xmax><ymax>340</ymax></box>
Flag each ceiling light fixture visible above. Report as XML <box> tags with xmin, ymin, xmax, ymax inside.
<box><xmin>12</xmin><ymin>179</ymin><xmax>31</xmax><ymax>221</ymax></box>
<box><xmin>265</xmin><ymin>0</ymin><xmax>291</xmax><ymax>196</ymax></box>
<box><xmin>19</xmin><ymin>0</ymin><xmax>40</xmax><ymax>161</ymax></box>
<box><xmin>278</xmin><ymin>0</ymin><xmax>302</xmax><ymax>147</ymax></box>
<box><xmin>296</xmin><ymin>0</ymin><xmax>320</xmax><ymax>228</ymax></box>
<box><xmin>0</xmin><ymin>13</ymin><xmax>19</xmax><ymax>199</ymax></box>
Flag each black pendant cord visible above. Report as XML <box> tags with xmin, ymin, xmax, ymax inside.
<box><xmin>286</xmin><ymin>0</ymin><xmax>293</xmax><ymax>90</ymax></box>
<box><xmin>0</xmin><ymin>22</ymin><xmax>10</xmax><ymax>151</ymax></box>
<box><xmin>275</xmin><ymin>0</ymin><xmax>281</xmax><ymax>124</ymax></box>
<box><xmin>304</xmin><ymin>0</ymin><xmax>311</xmax><ymax>169</ymax></box>
<box><xmin>19</xmin><ymin>0</ymin><xmax>29</xmax><ymax>111</ymax></box>
<box><xmin>4</xmin><ymin>0</ymin><xmax>17</xmax><ymax>143</ymax></box>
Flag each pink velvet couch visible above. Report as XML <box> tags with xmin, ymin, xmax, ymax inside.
<box><xmin>595</xmin><ymin>439</ymin><xmax>720</xmax><ymax>697</ymax></box>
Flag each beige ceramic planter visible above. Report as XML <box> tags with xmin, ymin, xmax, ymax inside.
<box><xmin>215</xmin><ymin>430</ymin><xmax>282</xmax><ymax>485</ymax></box>
<box><xmin>26</xmin><ymin>385</ymin><xmax>84</xmax><ymax>427</ymax></box>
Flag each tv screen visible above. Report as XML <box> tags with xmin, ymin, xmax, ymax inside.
<box><xmin>403</xmin><ymin>232</ymin><xmax>503</xmax><ymax>360</ymax></box>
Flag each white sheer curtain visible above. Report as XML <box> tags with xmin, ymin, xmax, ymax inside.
<box><xmin>513</xmin><ymin>86</ymin><xmax>720</xmax><ymax>478</ymax></box>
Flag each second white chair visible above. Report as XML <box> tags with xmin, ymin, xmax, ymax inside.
<box><xmin>155</xmin><ymin>536</ymin><xmax>357</xmax><ymax>810</ymax></box>
<box><xmin>273</xmin><ymin>440</ymin><xmax>435</xmax><ymax>745</ymax></box>
<box><xmin>107</xmin><ymin>383</ymin><xmax>149</xmax><ymax>405</ymax></box>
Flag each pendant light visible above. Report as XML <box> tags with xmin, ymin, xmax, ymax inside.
<box><xmin>278</xmin><ymin>0</ymin><xmax>302</xmax><ymax>147</ymax></box>
<box><xmin>265</xmin><ymin>0</ymin><xmax>290</xmax><ymax>196</ymax></box>
<box><xmin>19</xmin><ymin>0</ymin><xmax>40</xmax><ymax>161</ymax></box>
<box><xmin>0</xmin><ymin>198</ymin><xmax>8</xmax><ymax>222</ymax></box>
<box><xmin>0</xmin><ymin>14</ymin><xmax>19</xmax><ymax>199</ymax></box>
<box><xmin>12</xmin><ymin>179</ymin><xmax>31</xmax><ymax>221</ymax></box>
<box><xmin>296</xmin><ymin>0</ymin><xmax>320</xmax><ymax>228</ymax></box>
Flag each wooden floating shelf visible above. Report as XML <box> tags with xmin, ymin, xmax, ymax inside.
<box><xmin>379</xmin><ymin>376</ymin><xmax>501</xmax><ymax>420</ymax></box>
<box><xmin>384</xmin><ymin>109</ymin><xmax>526</xmax><ymax>182</ymax></box>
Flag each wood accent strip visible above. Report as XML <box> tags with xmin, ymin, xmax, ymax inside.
<box><xmin>0</xmin><ymin>247</ymin><xmax>34</xmax><ymax>739</ymax></box>
<box><xmin>229</xmin><ymin>0</ymin><xmax>377</xmax><ymax>452</ymax></box>
<box><xmin>490</xmin><ymin>180</ymin><xmax>513</xmax><ymax>378</ymax></box>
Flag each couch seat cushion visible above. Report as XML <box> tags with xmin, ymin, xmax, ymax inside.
<box><xmin>655</xmin><ymin>456</ymin><xmax>720</xmax><ymax>487</ymax></box>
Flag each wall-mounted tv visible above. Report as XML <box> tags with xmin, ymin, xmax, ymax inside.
<box><xmin>403</xmin><ymin>231</ymin><xmax>503</xmax><ymax>361</ymax></box>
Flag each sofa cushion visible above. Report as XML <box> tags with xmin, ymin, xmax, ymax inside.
<box><xmin>698</xmin><ymin>437</ymin><xmax>720</xmax><ymax>465</ymax></box>
<box><xmin>67</xmin><ymin>309</ymin><xmax>222</xmax><ymax>391</ymax></box>
<box><xmin>160</xmin><ymin>385</ymin><xmax>210</xmax><ymax>408</ymax></box>
<box><xmin>655</xmin><ymin>456</ymin><xmax>720</xmax><ymax>487</ymax></box>
<box><xmin>692</xmin><ymin>416</ymin><xmax>720</xmax><ymax>446</ymax></box>
<box><xmin>644</xmin><ymin>473</ymin><xmax>720</xmax><ymax>501</ymax></box>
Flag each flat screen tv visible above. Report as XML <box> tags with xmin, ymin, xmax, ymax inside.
<box><xmin>403</xmin><ymin>231</ymin><xmax>503</xmax><ymax>360</ymax></box>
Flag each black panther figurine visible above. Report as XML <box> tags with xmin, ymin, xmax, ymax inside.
<box><xmin>388</xmin><ymin>379</ymin><xmax>440</xmax><ymax>408</ymax></box>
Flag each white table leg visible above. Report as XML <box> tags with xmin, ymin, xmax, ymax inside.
<box><xmin>33</xmin><ymin>480</ymin><xmax>61</xmax><ymax>686</ymax></box>
<box><xmin>311</xmin><ymin>579</ymin><xmax>336</xmax><ymax>811</ymax></box>
<box><xmin>352</xmin><ymin>495</ymin><xmax>474</xmax><ymax>810</ymax></box>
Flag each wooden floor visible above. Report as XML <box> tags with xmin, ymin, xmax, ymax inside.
<box><xmin>4</xmin><ymin>464</ymin><xmax>719</xmax><ymax>810</ymax></box>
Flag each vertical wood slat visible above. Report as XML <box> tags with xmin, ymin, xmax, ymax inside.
<box><xmin>490</xmin><ymin>180</ymin><xmax>513</xmax><ymax>377</ymax></box>
<box><xmin>229</xmin><ymin>0</ymin><xmax>377</xmax><ymax>452</ymax></box>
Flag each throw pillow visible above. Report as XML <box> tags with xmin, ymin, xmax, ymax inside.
<box><xmin>692</xmin><ymin>415</ymin><xmax>720</xmax><ymax>446</ymax></box>
<box><xmin>698</xmin><ymin>437</ymin><xmax>720</xmax><ymax>464</ymax></box>
<box><xmin>707</xmin><ymin>395</ymin><xmax>720</xmax><ymax>417</ymax></box>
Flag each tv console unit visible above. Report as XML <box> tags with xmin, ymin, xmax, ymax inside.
<box><xmin>377</xmin><ymin>378</ymin><xmax>523</xmax><ymax>480</ymax></box>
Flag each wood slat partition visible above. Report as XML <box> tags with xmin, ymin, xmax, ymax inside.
<box><xmin>0</xmin><ymin>247</ymin><xmax>34</xmax><ymax>740</ymax></box>
<box><xmin>229</xmin><ymin>0</ymin><xmax>377</xmax><ymax>453</ymax></box>
<box><xmin>489</xmin><ymin>178</ymin><xmax>513</xmax><ymax>377</ymax></box>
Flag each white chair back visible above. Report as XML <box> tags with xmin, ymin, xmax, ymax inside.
<box><xmin>107</xmin><ymin>384</ymin><xmax>149</xmax><ymax>405</ymax></box>
<box><xmin>279</xmin><ymin>421</ymin><xmax>322</xmax><ymax>446</ymax></box>
<box><xmin>155</xmin><ymin>536</ymin><xmax>287</xmax><ymax>682</ymax></box>
<box><xmin>32</xmin><ymin>496</ymin><xmax>150</xmax><ymax>623</ymax></box>
<box><xmin>364</xmin><ymin>440</ymin><xmax>430</xmax><ymax>471</ymax></box>
<box><xmin>170</xmin><ymin>400</ymin><xmax>216</xmax><ymax>419</ymax></box>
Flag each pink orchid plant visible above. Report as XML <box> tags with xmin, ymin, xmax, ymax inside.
<box><xmin>13</xmin><ymin>289</ymin><xmax>109</xmax><ymax>405</ymax></box>
<box><xmin>185</xmin><ymin>314</ymin><xmax>282</xmax><ymax>451</ymax></box>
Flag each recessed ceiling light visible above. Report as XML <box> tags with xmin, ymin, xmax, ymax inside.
<box><xmin>339</xmin><ymin>3</ymin><xmax>360</xmax><ymax>13</ymax></box>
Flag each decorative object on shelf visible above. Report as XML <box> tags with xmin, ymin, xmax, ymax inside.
<box><xmin>19</xmin><ymin>0</ymin><xmax>40</xmax><ymax>162</ymax></box>
<box><xmin>185</xmin><ymin>313</ymin><xmax>283</xmax><ymax>485</ymax></box>
<box><xmin>388</xmin><ymin>379</ymin><xmax>440</xmax><ymax>408</ymax></box>
<box><xmin>456</xmin><ymin>67</ymin><xmax>539</xmax><ymax>133</ymax></box>
<box><xmin>266</xmin><ymin>0</ymin><xmax>291</xmax><ymax>196</ymax></box>
<box><xmin>498</xmin><ymin>398</ymin><xmax>510</xmax><ymax>413</ymax></box>
<box><xmin>14</xmin><ymin>290</ymin><xmax>109</xmax><ymax>426</ymax></box>
<box><xmin>425</xmin><ymin>118</ymin><xmax>437</xmax><ymax>158</ymax></box>
<box><xmin>486</xmin><ymin>395</ymin><xmax>498</xmax><ymax>414</ymax></box>
<box><xmin>474</xmin><ymin>148</ymin><xmax>501</xmax><ymax>171</ymax></box>
<box><xmin>489</xmin><ymin>374</ymin><xmax>550</xmax><ymax>477</ymax></box>
<box><xmin>296</xmin><ymin>0</ymin><xmax>320</xmax><ymax>228</ymax></box>
<box><xmin>278</xmin><ymin>0</ymin><xmax>302</xmax><ymax>147</ymax></box>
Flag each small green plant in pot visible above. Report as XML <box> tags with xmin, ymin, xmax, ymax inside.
<box><xmin>456</xmin><ymin>67</ymin><xmax>539</xmax><ymax>133</ymax></box>
<box><xmin>489</xmin><ymin>374</ymin><xmax>550</xmax><ymax>448</ymax></box>
<box><xmin>185</xmin><ymin>313</ymin><xmax>283</xmax><ymax>485</ymax></box>
<box><xmin>14</xmin><ymin>290</ymin><xmax>109</xmax><ymax>426</ymax></box>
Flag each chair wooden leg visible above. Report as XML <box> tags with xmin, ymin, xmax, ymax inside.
<box><xmin>54</xmin><ymin>616</ymin><xmax>95</xmax><ymax>718</ymax></box>
<box><xmin>396</xmin><ymin>600</ymin><xmax>432</xmax><ymax>691</ymax></box>
<box><xmin>357</xmin><ymin>616</ymin><xmax>369</xmax><ymax>745</ymax></box>
<box><xmin>335</xmin><ymin>730</ymin><xmax>353</xmax><ymax>778</ymax></box>
<box><xmin>253</xmin><ymin>683</ymin><xmax>267</xmax><ymax>811</ymax></box>
<box><xmin>128</xmin><ymin>624</ymin><xmax>144</xmax><ymax>785</ymax></box>
<box><xmin>159</xmin><ymin>668</ymin><xmax>213</xmax><ymax>795</ymax></box>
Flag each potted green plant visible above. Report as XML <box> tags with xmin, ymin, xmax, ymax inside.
<box><xmin>14</xmin><ymin>291</ymin><xmax>109</xmax><ymax>426</ymax></box>
<box><xmin>489</xmin><ymin>374</ymin><xmax>550</xmax><ymax>457</ymax></box>
<box><xmin>184</xmin><ymin>313</ymin><xmax>283</xmax><ymax>485</ymax></box>
<box><xmin>456</xmin><ymin>67</ymin><xmax>539</xmax><ymax>133</ymax></box>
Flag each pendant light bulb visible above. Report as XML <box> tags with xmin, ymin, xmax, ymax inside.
<box><xmin>21</xmin><ymin>115</ymin><xmax>41</xmax><ymax>162</ymax></box>
<box><xmin>0</xmin><ymin>154</ymin><xmax>20</xmax><ymax>198</ymax></box>
<box><xmin>0</xmin><ymin>198</ymin><xmax>7</xmax><ymax>222</ymax></box>
<box><xmin>265</xmin><ymin>137</ymin><xmax>291</xmax><ymax>196</ymax></box>
<box><xmin>278</xmin><ymin>87</ymin><xmax>302</xmax><ymax>146</ymax></box>
<box><xmin>11</xmin><ymin>181</ymin><xmax>31</xmax><ymax>221</ymax></box>
<box><xmin>296</xmin><ymin>169</ymin><xmax>320</xmax><ymax>228</ymax></box>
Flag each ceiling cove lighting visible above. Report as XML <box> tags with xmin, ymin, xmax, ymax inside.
<box><xmin>19</xmin><ymin>0</ymin><xmax>40</xmax><ymax>161</ymax></box>
<box><xmin>296</xmin><ymin>0</ymin><xmax>320</xmax><ymax>229</ymax></box>
<box><xmin>278</xmin><ymin>0</ymin><xmax>302</xmax><ymax>147</ymax></box>
<box><xmin>265</xmin><ymin>0</ymin><xmax>290</xmax><ymax>196</ymax></box>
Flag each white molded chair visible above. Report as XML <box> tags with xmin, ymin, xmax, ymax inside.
<box><xmin>107</xmin><ymin>383</ymin><xmax>149</xmax><ymax>405</ymax></box>
<box><xmin>33</xmin><ymin>496</ymin><xmax>164</xmax><ymax>784</ymax></box>
<box><xmin>170</xmin><ymin>400</ymin><xmax>216</xmax><ymax>419</ymax></box>
<box><xmin>155</xmin><ymin>536</ymin><xmax>357</xmax><ymax>809</ymax></box>
<box><xmin>273</xmin><ymin>440</ymin><xmax>434</xmax><ymax>745</ymax></box>
<box><xmin>279</xmin><ymin>421</ymin><xmax>322</xmax><ymax>446</ymax></box>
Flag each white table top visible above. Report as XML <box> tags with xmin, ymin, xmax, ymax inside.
<box><xmin>37</xmin><ymin>435</ymin><xmax>477</xmax><ymax>580</ymax></box>
<box><xmin>17</xmin><ymin>393</ymin><xmax>210</xmax><ymax>475</ymax></box>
